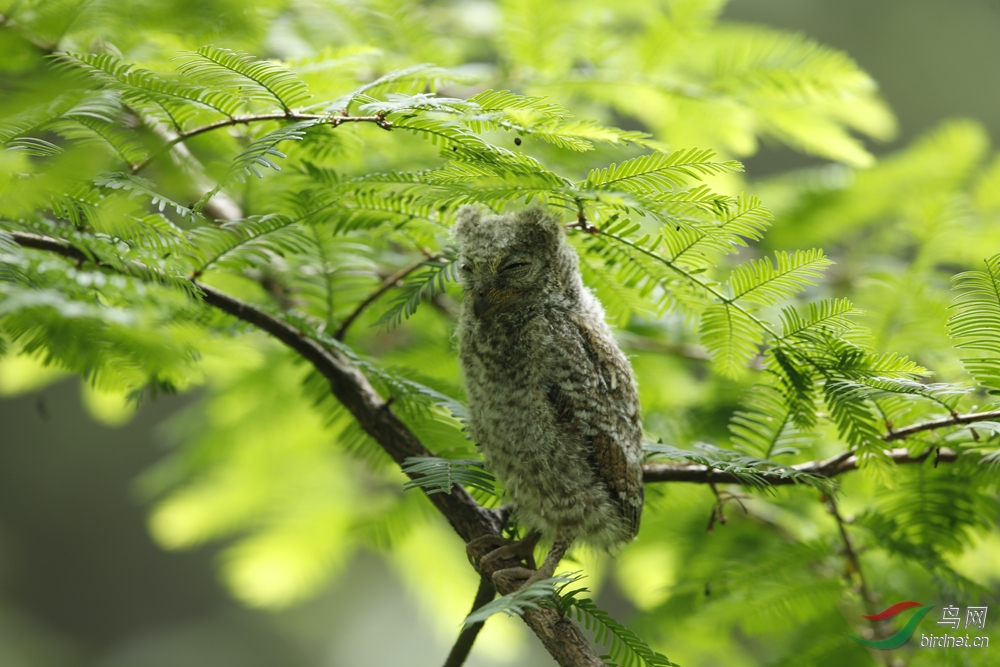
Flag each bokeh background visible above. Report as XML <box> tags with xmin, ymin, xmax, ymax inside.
<box><xmin>2</xmin><ymin>1</ymin><xmax>1000</xmax><ymax>665</ymax></box>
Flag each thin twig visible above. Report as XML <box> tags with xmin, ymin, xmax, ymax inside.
<box><xmin>130</xmin><ymin>112</ymin><xmax>392</xmax><ymax>174</ymax></box>
<box><xmin>443</xmin><ymin>576</ymin><xmax>496</xmax><ymax>667</ymax></box>
<box><xmin>137</xmin><ymin>109</ymin><xmax>243</xmax><ymax>221</ymax></box>
<box><xmin>827</xmin><ymin>496</ymin><xmax>892</xmax><ymax>667</ymax></box>
<box><xmin>334</xmin><ymin>255</ymin><xmax>435</xmax><ymax>341</ymax></box>
<box><xmin>827</xmin><ymin>497</ymin><xmax>877</xmax><ymax>616</ymax></box>
<box><xmin>642</xmin><ymin>446</ymin><xmax>960</xmax><ymax>485</ymax></box>
<box><xmin>883</xmin><ymin>408</ymin><xmax>1000</xmax><ymax>442</ymax></box>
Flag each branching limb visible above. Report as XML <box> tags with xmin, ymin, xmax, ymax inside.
<box><xmin>131</xmin><ymin>112</ymin><xmax>392</xmax><ymax>174</ymax></box>
<box><xmin>883</xmin><ymin>408</ymin><xmax>1000</xmax><ymax>442</ymax></box>
<box><xmin>443</xmin><ymin>576</ymin><xmax>496</xmax><ymax>667</ymax></box>
<box><xmin>827</xmin><ymin>496</ymin><xmax>892</xmax><ymax>666</ymax></box>
<box><xmin>827</xmin><ymin>496</ymin><xmax>878</xmax><ymax>617</ymax></box>
<box><xmin>136</xmin><ymin>110</ymin><xmax>244</xmax><ymax>221</ymax></box>
<box><xmin>642</xmin><ymin>446</ymin><xmax>960</xmax><ymax>485</ymax></box>
<box><xmin>9</xmin><ymin>231</ymin><xmax>499</xmax><ymax>538</ymax></box>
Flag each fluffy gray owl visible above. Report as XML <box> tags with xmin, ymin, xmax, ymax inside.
<box><xmin>454</xmin><ymin>206</ymin><xmax>644</xmax><ymax>589</ymax></box>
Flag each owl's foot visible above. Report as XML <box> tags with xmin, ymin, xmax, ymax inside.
<box><xmin>466</xmin><ymin>530</ymin><xmax>541</xmax><ymax>574</ymax></box>
<box><xmin>491</xmin><ymin>566</ymin><xmax>535</xmax><ymax>595</ymax></box>
<box><xmin>490</xmin><ymin>538</ymin><xmax>570</xmax><ymax>594</ymax></box>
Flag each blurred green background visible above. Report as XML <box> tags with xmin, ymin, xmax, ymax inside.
<box><xmin>2</xmin><ymin>1</ymin><xmax>999</xmax><ymax>665</ymax></box>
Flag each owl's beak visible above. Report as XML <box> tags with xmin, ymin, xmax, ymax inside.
<box><xmin>473</xmin><ymin>289</ymin><xmax>496</xmax><ymax>319</ymax></box>
<box><xmin>473</xmin><ymin>281</ymin><xmax>507</xmax><ymax>319</ymax></box>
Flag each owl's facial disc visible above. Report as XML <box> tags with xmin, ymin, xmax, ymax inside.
<box><xmin>464</xmin><ymin>252</ymin><xmax>539</xmax><ymax>319</ymax></box>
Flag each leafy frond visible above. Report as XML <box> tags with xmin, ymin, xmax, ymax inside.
<box><xmin>661</xmin><ymin>193</ymin><xmax>770</xmax><ymax>269</ymax></box>
<box><xmin>193</xmin><ymin>121</ymin><xmax>313</xmax><ymax>211</ymax></box>
<box><xmin>729</xmin><ymin>384</ymin><xmax>812</xmax><ymax>458</ymax></box>
<box><xmin>4</xmin><ymin>136</ymin><xmax>64</xmax><ymax>157</ymax></box>
<box><xmin>187</xmin><ymin>214</ymin><xmax>311</xmax><ymax>275</ymax></box>
<box><xmin>174</xmin><ymin>46</ymin><xmax>312</xmax><ymax>111</ymax></box>
<box><xmin>778</xmin><ymin>298</ymin><xmax>858</xmax><ymax>341</ymax></box>
<box><xmin>463</xmin><ymin>89</ymin><xmax>660</xmax><ymax>151</ymax></box>
<box><xmin>51</xmin><ymin>52</ymin><xmax>242</xmax><ymax>123</ymax></box>
<box><xmin>0</xmin><ymin>283</ymin><xmax>197</xmax><ymax>393</ymax></box>
<box><xmin>103</xmin><ymin>214</ymin><xmax>191</xmax><ymax>256</ymax></box>
<box><xmin>0</xmin><ymin>93</ymin><xmax>82</xmax><ymax>143</ymax></box>
<box><xmin>375</xmin><ymin>252</ymin><xmax>460</xmax><ymax>329</ymax></box>
<box><xmin>0</xmin><ymin>232</ymin><xmax>32</xmax><ymax>286</ymax></box>
<box><xmin>462</xmin><ymin>575</ymin><xmax>572</xmax><ymax>628</ymax></box>
<box><xmin>560</xmin><ymin>594</ymin><xmax>678</xmax><ymax>667</ymax></box>
<box><xmin>948</xmin><ymin>254</ymin><xmax>1000</xmax><ymax>392</ymax></box>
<box><xmin>822</xmin><ymin>378</ymin><xmax>885</xmax><ymax>450</ymax></box>
<box><xmin>576</xmin><ymin>219</ymin><xmax>723</xmax><ymax>318</ymax></box>
<box><xmin>866</xmin><ymin>465</ymin><xmax>1000</xmax><ymax>557</ymax></box>
<box><xmin>94</xmin><ymin>172</ymin><xmax>201</xmax><ymax>220</ymax></box>
<box><xmin>698</xmin><ymin>303</ymin><xmax>763</xmax><ymax>377</ymax></box>
<box><xmin>727</xmin><ymin>249</ymin><xmax>832</xmax><ymax>306</ymax></box>
<box><xmin>400</xmin><ymin>456</ymin><xmax>496</xmax><ymax>496</ymax></box>
<box><xmin>581</xmin><ymin>148</ymin><xmax>742</xmax><ymax>194</ymax></box>
<box><xmin>814</xmin><ymin>340</ymin><xmax>925</xmax><ymax>378</ymax></box>
<box><xmin>392</xmin><ymin>115</ymin><xmax>554</xmax><ymax>176</ymax></box>
<box><xmin>466</xmin><ymin>88</ymin><xmax>569</xmax><ymax>120</ymax></box>
<box><xmin>324</xmin><ymin>189</ymin><xmax>444</xmax><ymax>233</ymax></box>
<box><xmin>47</xmin><ymin>96</ymin><xmax>148</xmax><ymax>166</ymax></box>
<box><xmin>335</xmin><ymin>64</ymin><xmax>466</xmax><ymax>110</ymax></box>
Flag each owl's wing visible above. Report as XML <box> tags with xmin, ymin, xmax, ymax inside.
<box><xmin>547</xmin><ymin>312</ymin><xmax>644</xmax><ymax>538</ymax></box>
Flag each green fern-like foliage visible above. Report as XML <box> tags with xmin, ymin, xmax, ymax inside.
<box><xmin>462</xmin><ymin>575</ymin><xmax>573</xmax><ymax>628</ymax></box>
<box><xmin>948</xmin><ymin>254</ymin><xmax>1000</xmax><ymax>393</ymax></box>
<box><xmin>401</xmin><ymin>456</ymin><xmax>497</xmax><ymax>496</ymax></box>
<box><xmin>557</xmin><ymin>589</ymin><xmax>678</xmax><ymax>667</ymax></box>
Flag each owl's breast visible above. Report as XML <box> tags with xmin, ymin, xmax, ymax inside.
<box><xmin>458</xmin><ymin>313</ymin><xmax>567</xmax><ymax>458</ymax></box>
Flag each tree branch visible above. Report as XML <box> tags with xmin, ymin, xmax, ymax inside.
<box><xmin>9</xmin><ymin>230</ymin><xmax>606</xmax><ymax>667</ymax></box>
<box><xmin>883</xmin><ymin>408</ymin><xmax>1000</xmax><ymax>442</ymax></box>
<box><xmin>10</xmin><ymin>230</ymin><xmax>498</xmax><ymax>537</ymax></box>
<box><xmin>130</xmin><ymin>112</ymin><xmax>392</xmax><ymax>174</ymax></box>
<box><xmin>642</xmin><ymin>446</ymin><xmax>960</xmax><ymax>485</ymax></box>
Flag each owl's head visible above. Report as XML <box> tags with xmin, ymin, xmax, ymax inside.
<box><xmin>453</xmin><ymin>206</ymin><xmax>578</xmax><ymax>320</ymax></box>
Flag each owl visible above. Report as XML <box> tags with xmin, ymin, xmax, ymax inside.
<box><xmin>454</xmin><ymin>206</ymin><xmax>644</xmax><ymax>589</ymax></box>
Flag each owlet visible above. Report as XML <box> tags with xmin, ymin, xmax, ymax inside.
<box><xmin>454</xmin><ymin>206</ymin><xmax>644</xmax><ymax>588</ymax></box>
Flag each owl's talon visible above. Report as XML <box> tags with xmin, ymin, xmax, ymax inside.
<box><xmin>466</xmin><ymin>530</ymin><xmax>541</xmax><ymax>573</ymax></box>
<box><xmin>465</xmin><ymin>534</ymin><xmax>513</xmax><ymax>566</ymax></box>
<box><xmin>491</xmin><ymin>566</ymin><xmax>535</xmax><ymax>595</ymax></box>
<box><xmin>480</xmin><ymin>534</ymin><xmax>571</xmax><ymax>595</ymax></box>
<box><xmin>465</xmin><ymin>535</ymin><xmax>512</xmax><ymax>565</ymax></box>
<box><xmin>481</xmin><ymin>531</ymin><xmax>540</xmax><ymax>572</ymax></box>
